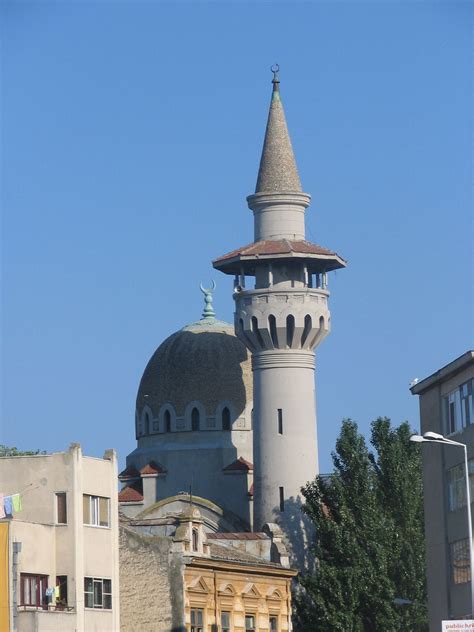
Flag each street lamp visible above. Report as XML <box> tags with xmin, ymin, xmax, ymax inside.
<box><xmin>410</xmin><ymin>431</ymin><xmax>474</xmax><ymax>619</ymax></box>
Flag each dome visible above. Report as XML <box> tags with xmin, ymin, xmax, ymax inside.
<box><xmin>136</xmin><ymin>308</ymin><xmax>252</xmax><ymax>421</ymax></box>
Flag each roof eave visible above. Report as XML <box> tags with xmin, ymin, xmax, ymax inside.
<box><xmin>213</xmin><ymin>251</ymin><xmax>347</xmax><ymax>275</ymax></box>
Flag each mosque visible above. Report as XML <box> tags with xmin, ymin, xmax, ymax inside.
<box><xmin>118</xmin><ymin>66</ymin><xmax>346</xmax><ymax>571</ymax></box>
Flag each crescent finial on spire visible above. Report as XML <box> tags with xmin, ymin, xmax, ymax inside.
<box><xmin>200</xmin><ymin>281</ymin><xmax>216</xmax><ymax>319</ymax></box>
<box><xmin>271</xmin><ymin>63</ymin><xmax>280</xmax><ymax>94</ymax></box>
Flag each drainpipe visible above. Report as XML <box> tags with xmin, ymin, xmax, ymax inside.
<box><xmin>214</xmin><ymin>569</ymin><xmax>218</xmax><ymax>632</ymax></box>
<box><xmin>12</xmin><ymin>541</ymin><xmax>22</xmax><ymax>632</ymax></box>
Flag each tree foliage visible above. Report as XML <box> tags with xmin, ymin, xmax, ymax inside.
<box><xmin>0</xmin><ymin>445</ymin><xmax>46</xmax><ymax>457</ymax></box>
<box><xmin>295</xmin><ymin>418</ymin><xmax>427</xmax><ymax>632</ymax></box>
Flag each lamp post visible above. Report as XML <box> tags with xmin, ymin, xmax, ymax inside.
<box><xmin>410</xmin><ymin>431</ymin><xmax>474</xmax><ymax>619</ymax></box>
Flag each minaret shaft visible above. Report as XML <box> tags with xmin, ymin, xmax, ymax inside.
<box><xmin>252</xmin><ymin>354</ymin><xmax>319</xmax><ymax>531</ymax></box>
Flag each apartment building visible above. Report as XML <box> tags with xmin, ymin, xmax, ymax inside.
<box><xmin>0</xmin><ymin>443</ymin><xmax>120</xmax><ymax>632</ymax></box>
<box><xmin>411</xmin><ymin>351</ymin><xmax>474</xmax><ymax>628</ymax></box>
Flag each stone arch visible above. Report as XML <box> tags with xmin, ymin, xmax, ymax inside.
<box><xmin>251</xmin><ymin>315</ymin><xmax>265</xmax><ymax>350</ymax></box>
<box><xmin>140</xmin><ymin>405</ymin><xmax>154</xmax><ymax>435</ymax></box>
<box><xmin>185</xmin><ymin>401</ymin><xmax>206</xmax><ymax>432</ymax></box>
<box><xmin>159</xmin><ymin>403</ymin><xmax>176</xmax><ymax>433</ymax></box>
<box><xmin>215</xmin><ymin>401</ymin><xmax>235</xmax><ymax>431</ymax></box>
<box><xmin>268</xmin><ymin>314</ymin><xmax>278</xmax><ymax>348</ymax></box>
<box><xmin>301</xmin><ymin>314</ymin><xmax>312</xmax><ymax>348</ymax></box>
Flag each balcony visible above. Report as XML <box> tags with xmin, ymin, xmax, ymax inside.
<box><xmin>18</xmin><ymin>607</ymin><xmax>76</xmax><ymax>632</ymax></box>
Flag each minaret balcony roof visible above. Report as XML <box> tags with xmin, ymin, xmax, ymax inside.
<box><xmin>213</xmin><ymin>238</ymin><xmax>346</xmax><ymax>275</ymax></box>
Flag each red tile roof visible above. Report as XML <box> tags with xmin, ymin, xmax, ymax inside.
<box><xmin>118</xmin><ymin>465</ymin><xmax>140</xmax><ymax>480</ymax></box>
<box><xmin>213</xmin><ymin>239</ymin><xmax>346</xmax><ymax>274</ymax></box>
<box><xmin>207</xmin><ymin>531</ymin><xmax>267</xmax><ymax>541</ymax></box>
<box><xmin>140</xmin><ymin>461</ymin><xmax>166</xmax><ymax>475</ymax></box>
<box><xmin>222</xmin><ymin>457</ymin><xmax>254</xmax><ymax>473</ymax></box>
<box><xmin>118</xmin><ymin>486</ymin><xmax>143</xmax><ymax>503</ymax></box>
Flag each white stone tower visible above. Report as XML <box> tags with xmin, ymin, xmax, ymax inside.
<box><xmin>213</xmin><ymin>67</ymin><xmax>346</xmax><ymax>555</ymax></box>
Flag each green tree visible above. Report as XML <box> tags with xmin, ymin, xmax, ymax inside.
<box><xmin>295</xmin><ymin>418</ymin><xmax>427</xmax><ymax>632</ymax></box>
<box><xmin>0</xmin><ymin>445</ymin><xmax>46</xmax><ymax>456</ymax></box>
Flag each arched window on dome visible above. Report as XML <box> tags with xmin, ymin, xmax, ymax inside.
<box><xmin>164</xmin><ymin>409</ymin><xmax>171</xmax><ymax>433</ymax></box>
<box><xmin>222</xmin><ymin>407</ymin><xmax>231</xmax><ymax>431</ymax></box>
<box><xmin>191</xmin><ymin>408</ymin><xmax>200</xmax><ymax>431</ymax></box>
<box><xmin>144</xmin><ymin>411</ymin><xmax>150</xmax><ymax>435</ymax></box>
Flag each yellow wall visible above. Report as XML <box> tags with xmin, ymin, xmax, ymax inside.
<box><xmin>0</xmin><ymin>522</ymin><xmax>10</xmax><ymax>632</ymax></box>
<box><xmin>184</xmin><ymin>565</ymin><xmax>293</xmax><ymax>632</ymax></box>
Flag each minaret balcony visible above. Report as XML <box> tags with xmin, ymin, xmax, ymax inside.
<box><xmin>233</xmin><ymin>286</ymin><xmax>330</xmax><ymax>353</ymax></box>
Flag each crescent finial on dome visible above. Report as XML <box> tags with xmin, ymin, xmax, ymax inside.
<box><xmin>200</xmin><ymin>281</ymin><xmax>216</xmax><ymax>320</ymax></box>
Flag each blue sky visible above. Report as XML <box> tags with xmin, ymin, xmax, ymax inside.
<box><xmin>2</xmin><ymin>1</ymin><xmax>472</xmax><ymax>474</ymax></box>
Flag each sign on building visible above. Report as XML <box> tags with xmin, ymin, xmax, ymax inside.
<box><xmin>442</xmin><ymin>622</ymin><xmax>474</xmax><ymax>631</ymax></box>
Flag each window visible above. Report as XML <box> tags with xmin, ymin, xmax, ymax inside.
<box><xmin>279</xmin><ymin>486</ymin><xmax>285</xmax><ymax>512</ymax></box>
<box><xmin>277</xmin><ymin>409</ymin><xmax>283</xmax><ymax>435</ymax></box>
<box><xmin>269</xmin><ymin>314</ymin><xmax>278</xmax><ymax>347</ymax></box>
<box><xmin>444</xmin><ymin>379</ymin><xmax>474</xmax><ymax>435</ymax></box>
<box><xmin>447</xmin><ymin>459</ymin><xmax>474</xmax><ymax>511</ymax></box>
<box><xmin>451</xmin><ymin>539</ymin><xmax>470</xmax><ymax>584</ymax></box>
<box><xmin>164</xmin><ymin>409</ymin><xmax>171</xmax><ymax>433</ymax></box>
<box><xmin>221</xmin><ymin>611</ymin><xmax>231</xmax><ymax>632</ymax></box>
<box><xmin>245</xmin><ymin>615</ymin><xmax>256</xmax><ymax>632</ymax></box>
<box><xmin>190</xmin><ymin>608</ymin><xmax>203</xmax><ymax>632</ymax></box>
<box><xmin>56</xmin><ymin>492</ymin><xmax>67</xmax><ymax>524</ymax></box>
<box><xmin>192</xmin><ymin>528</ymin><xmax>199</xmax><ymax>552</ymax></box>
<box><xmin>83</xmin><ymin>495</ymin><xmax>110</xmax><ymax>527</ymax></box>
<box><xmin>20</xmin><ymin>574</ymin><xmax>48</xmax><ymax>608</ymax></box>
<box><xmin>222</xmin><ymin>407</ymin><xmax>231</xmax><ymax>431</ymax></box>
<box><xmin>286</xmin><ymin>314</ymin><xmax>295</xmax><ymax>348</ymax></box>
<box><xmin>84</xmin><ymin>577</ymin><xmax>112</xmax><ymax>609</ymax></box>
<box><xmin>270</xmin><ymin>616</ymin><xmax>278</xmax><ymax>632</ymax></box>
<box><xmin>144</xmin><ymin>411</ymin><xmax>150</xmax><ymax>435</ymax></box>
<box><xmin>55</xmin><ymin>575</ymin><xmax>68</xmax><ymax>606</ymax></box>
<box><xmin>191</xmin><ymin>408</ymin><xmax>200</xmax><ymax>431</ymax></box>
<box><xmin>461</xmin><ymin>379</ymin><xmax>474</xmax><ymax>427</ymax></box>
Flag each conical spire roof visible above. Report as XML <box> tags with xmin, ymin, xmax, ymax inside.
<box><xmin>255</xmin><ymin>66</ymin><xmax>302</xmax><ymax>194</ymax></box>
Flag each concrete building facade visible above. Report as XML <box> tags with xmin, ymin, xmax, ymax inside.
<box><xmin>411</xmin><ymin>351</ymin><xmax>474</xmax><ymax>629</ymax></box>
<box><xmin>0</xmin><ymin>444</ymin><xmax>120</xmax><ymax>632</ymax></box>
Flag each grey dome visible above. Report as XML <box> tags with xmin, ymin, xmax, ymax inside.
<box><xmin>136</xmin><ymin>317</ymin><xmax>252</xmax><ymax>418</ymax></box>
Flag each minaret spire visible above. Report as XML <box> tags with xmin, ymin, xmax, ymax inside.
<box><xmin>255</xmin><ymin>65</ymin><xmax>302</xmax><ymax>194</ymax></box>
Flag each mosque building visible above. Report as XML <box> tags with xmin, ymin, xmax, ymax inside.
<box><xmin>118</xmin><ymin>66</ymin><xmax>346</xmax><ymax>574</ymax></box>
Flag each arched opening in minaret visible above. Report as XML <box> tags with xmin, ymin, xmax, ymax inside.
<box><xmin>239</xmin><ymin>318</ymin><xmax>257</xmax><ymax>352</ymax></box>
<box><xmin>251</xmin><ymin>316</ymin><xmax>265</xmax><ymax>350</ymax></box>
<box><xmin>164</xmin><ymin>409</ymin><xmax>171</xmax><ymax>433</ymax></box>
<box><xmin>301</xmin><ymin>314</ymin><xmax>312</xmax><ymax>348</ymax></box>
<box><xmin>286</xmin><ymin>315</ymin><xmax>295</xmax><ymax>348</ymax></box>
<box><xmin>268</xmin><ymin>314</ymin><xmax>278</xmax><ymax>348</ymax></box>
<box><xmin>309</xmin><ymin>315</ymin><xmax>325</xmax><ymax>347</ymax></box>
<box><xmin>191</xmin><ymin>407</ymin><xmax>200</xmax><ymax>431</ymax></box>
<box><xmin>222</xmin><ymin>407</ymin><xmax>231</xmax><ymax>431</ymax></box>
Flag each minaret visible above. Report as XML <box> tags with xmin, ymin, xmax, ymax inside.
<box><xmin>213</xmin><ymin>67</ymin><xmax>346</xmax><ymax>558</ymax></box>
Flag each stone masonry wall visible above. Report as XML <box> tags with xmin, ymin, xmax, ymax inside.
<box><xmin>119</xmin><ymin>525</ymin><xmax>185</xmax><ymax>632</ymax></box>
